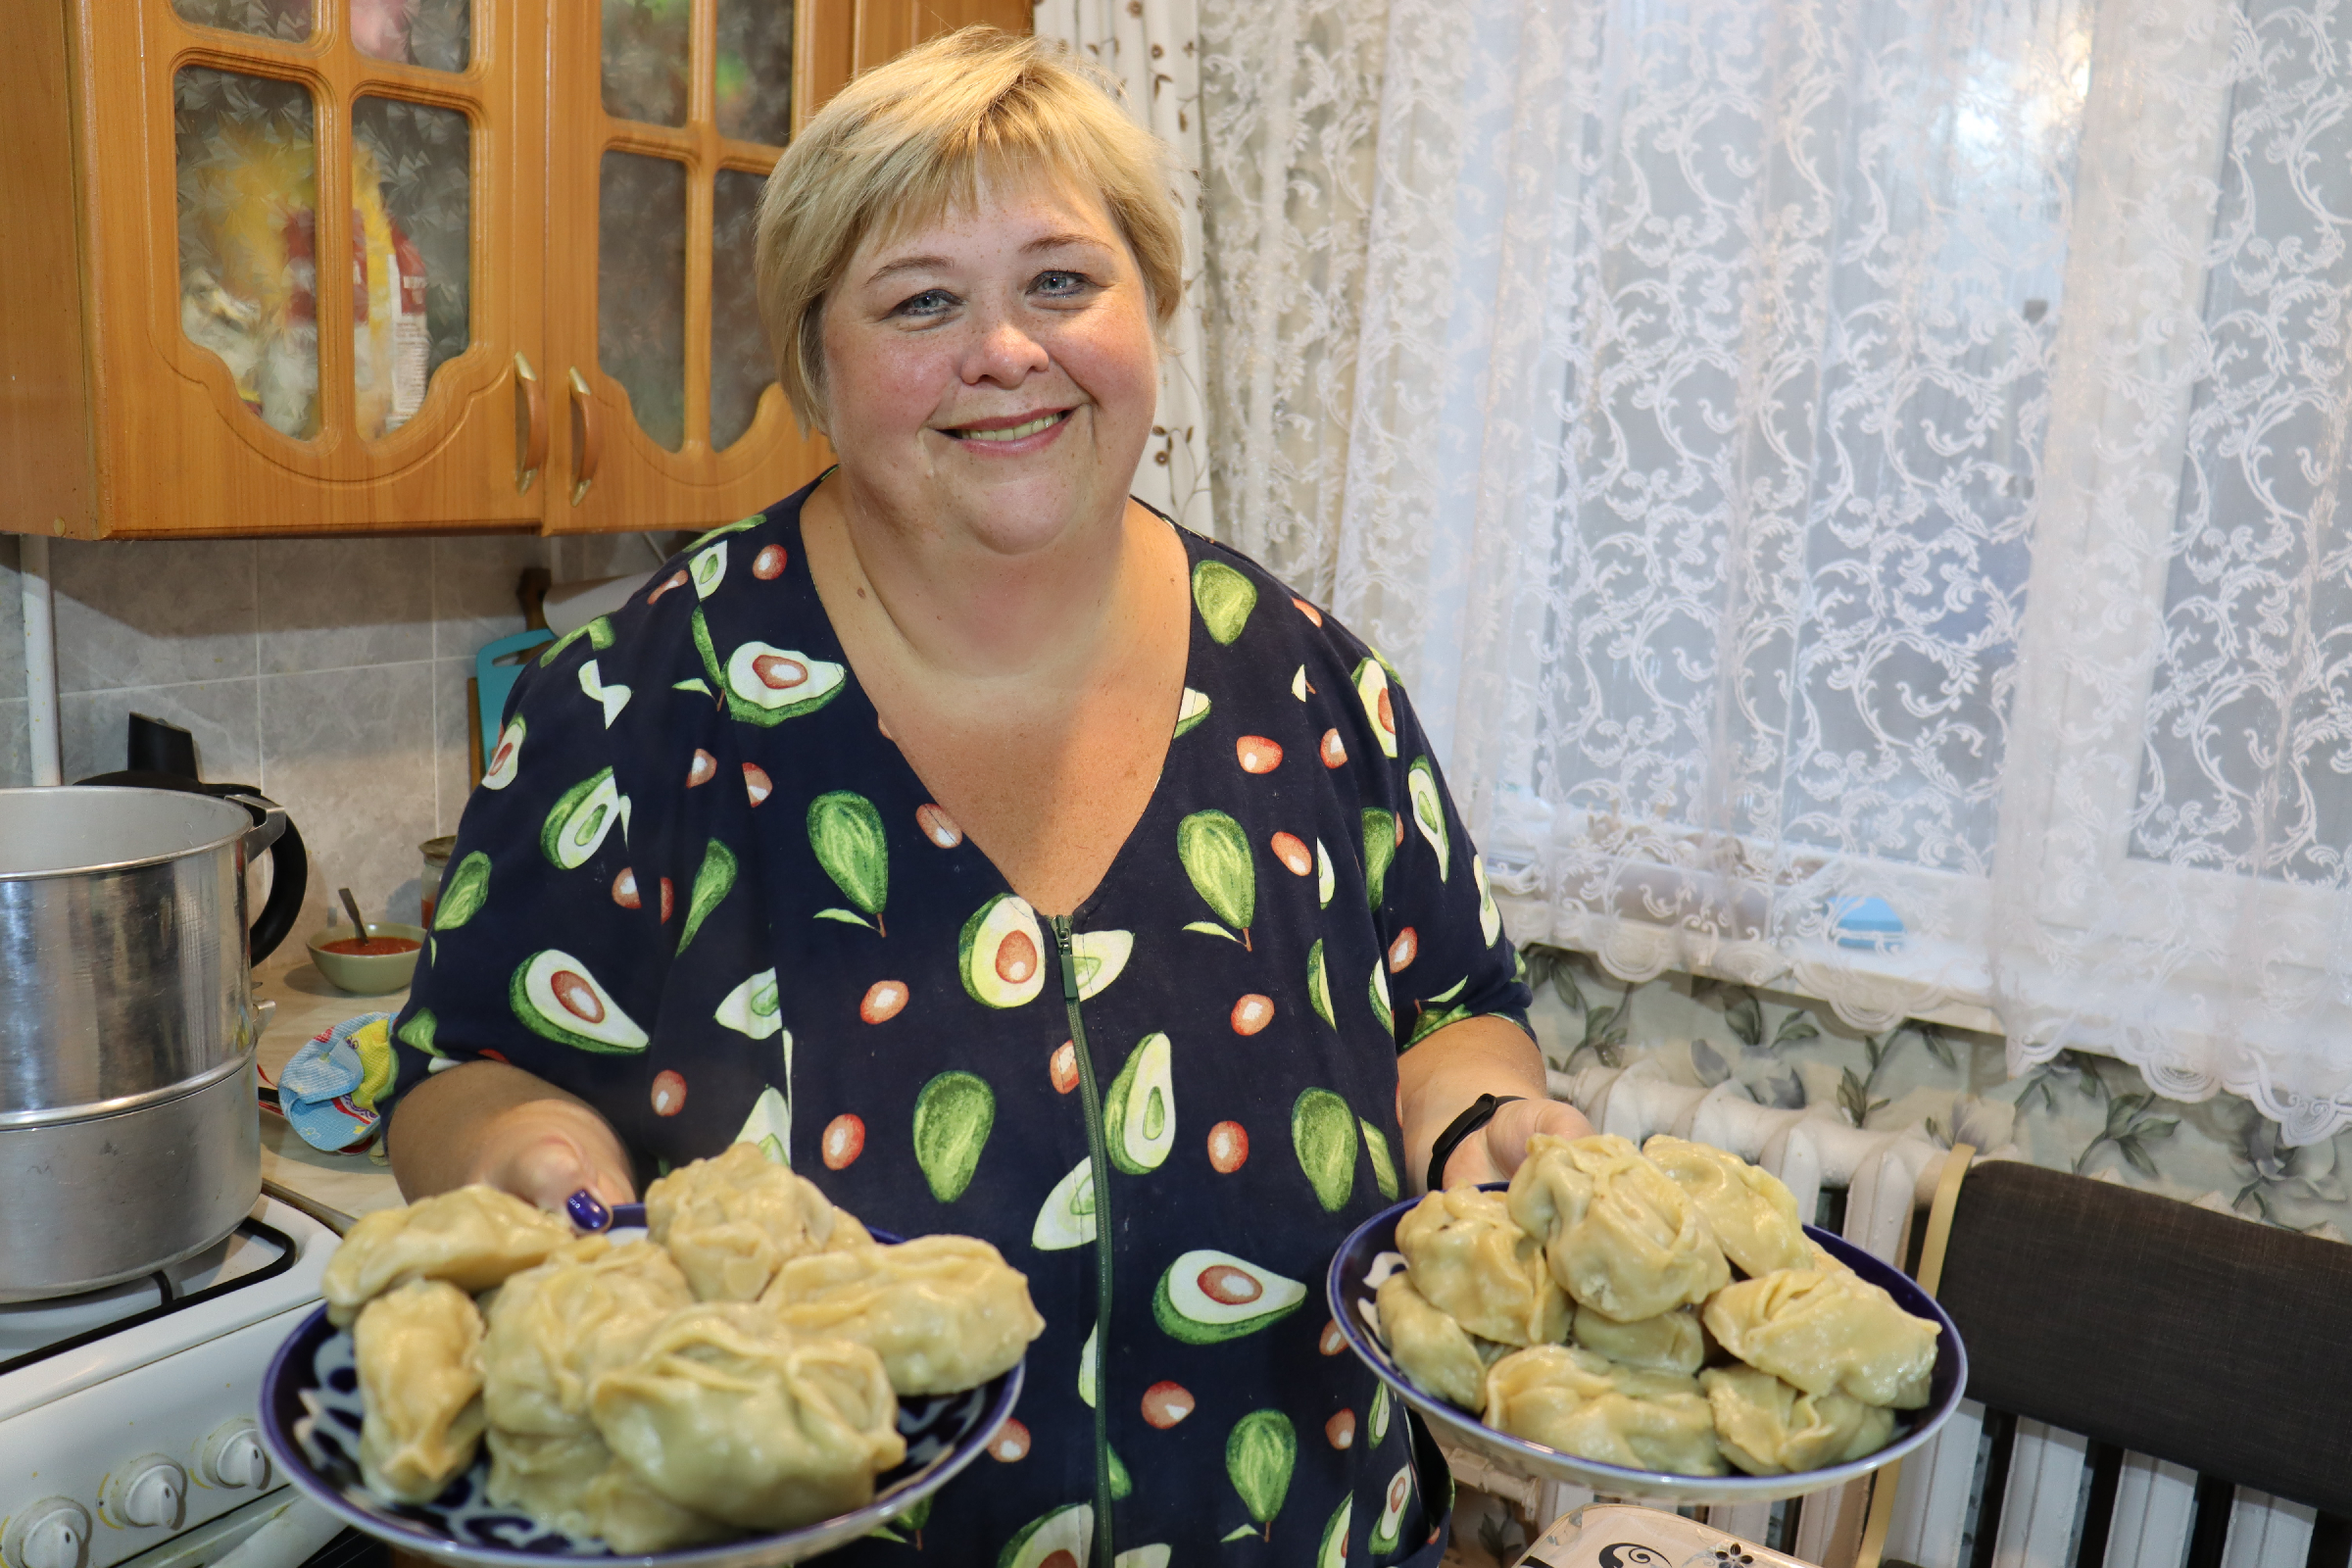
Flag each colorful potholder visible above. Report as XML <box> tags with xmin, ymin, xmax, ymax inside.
<box><xmin>278</xmin><ymin>1012</ymin><xmax>398</xmax><ymax>1152</ymax></box>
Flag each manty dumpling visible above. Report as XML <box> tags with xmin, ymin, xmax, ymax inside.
<box><xmin>323</xmin><ymin>1184</ymin><xmax>573</xmax><ymax>1326</ymax></box>
<box><xmin>354</xmin><ymin>1279</ymin><xmax>487</xmax><ymax>1504</ymax></box>
<box><xmin>589</xmin><ymin>1303</ymin><xmax>906</xmax><ymax>1531</ymax></box>
<box><xmin>485</xmin><ymin>1429</ymin><xmax>732</xmax><ymax>1554</ymax></box>
<box><xmin>761</xmin><ymin>1234</ymin><xmax>1045</xmax><ymax>1395</ymax></box>
<box><xmin>1701</xmin><ymin>1365</ymin><xmax>1897</xmax><ymax>1476</ymax></box>
<box><xmin>1506</xmin><ymin>1135</ymin><xmax>1729</xmax><ymax>1322</ymax></box>
<box><xmin>1570</xmin><ymin>1303</ymin><xmax>1706</xmax><ymax>1376</ymax></box>
<box><xmin>1482</xmin><ymin>1344</ymin><xmax>1727</xmax><ymax>1477</ymax></box>
<box><xmin>645</xmin><ymin>1141</ymin><xmax>872</xmax><ymax>1301</ymax></box>
<box><xmin>1375</xmin><ymin>1270</ymin><xmax>1494</xmax><ymax>1410</ymax></box>
<box><xmin>480</xmin><ymin>1236</ymin><xmax>693</xmax><ymax>1437</ymax></box>
<box><xmin>1642</xmin><ymin>1136</ymin><xmax>1811</xmax><ymax>1277</ymax></box>
<box><xmin>1701</xmin><ymin>1267</ymin><xmax>1938</xmax><ymax>1408</ymax></box>
<box><xmin>1393</xmin><ymin>1187</ymin><xmax>1570</xmax><ymax>1345</ymax></box>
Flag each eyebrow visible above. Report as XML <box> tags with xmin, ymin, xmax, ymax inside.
<box><xmin>861</xmin><ymin>232</ymin><xmax>1117</xmax><ymax>287</ymax></box>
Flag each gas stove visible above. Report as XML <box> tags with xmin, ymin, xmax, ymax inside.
<box><xmin>1</xmin><ymin>1195</ymin><xmax>337</xmax><ymax>1568</ymax></box>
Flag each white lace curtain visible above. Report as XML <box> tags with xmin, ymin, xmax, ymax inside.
<box><xmin>1191</xmin><ymin>0</ymin><xmax>2352</xmax><ymax>1142</ymax></box>
<box><xmin>1034</xmin><ymin>0</ymin><xmax>1218</xmax><ymax>535</ymax></box>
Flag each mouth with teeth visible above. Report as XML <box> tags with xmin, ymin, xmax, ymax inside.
<box><xmin>944</xmin><ymin>409</ymin><xmax>1072</xmax><ymax>444</ymax></box>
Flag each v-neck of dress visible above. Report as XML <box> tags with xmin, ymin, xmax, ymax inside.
<box><xmin>789</xmin><ymin>500</ymin><xmax>1205</xmax><ymax>926</ymax></box>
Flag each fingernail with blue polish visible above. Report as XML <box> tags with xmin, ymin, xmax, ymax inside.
<box><xmin>565</xmin><ymin>1189</ymin><xmax>612</xmax><ymax>1232</ymax></box>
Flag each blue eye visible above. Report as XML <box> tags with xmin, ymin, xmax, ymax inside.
<box><xmin>894</xmin><ymin>289</ymin><xmax>955</xmax><ymax>318</ymax></box>
<box><xmin>1035</xmin><ymin>270</ymin><xmax>1089</xmax><ymax>296</ymax></box>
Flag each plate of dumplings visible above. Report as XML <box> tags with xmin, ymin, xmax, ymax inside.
<box><xmin>1326</xmin><ymin>1134</ymin><xmax>1967</xmax><ymax>1504</ymax></box>
<box><xmin>259</xmin><ymin>1144</ymin><xmax>1044</xmax><ymax>1566</ymax></box>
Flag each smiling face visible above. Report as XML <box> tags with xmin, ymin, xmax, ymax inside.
<box><xmin>817</xmin><ymin>171</ymin><xmax>1160</xmax><ymax>559</ymax></box>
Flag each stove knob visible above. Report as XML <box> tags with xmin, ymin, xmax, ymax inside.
<box><xmin>2</xmin><ymin>1497</ymin><xmax>91</xmax><ymax>1568</ymax></box>
<box><xmin>198</xmin><ymin>1418</ymin><xmax>272</xmax><ymax>1489</ymax></box>
<box><xmin>103</xmin><ymin>1455</ymin><xmax>187</xmax><ymax>1530</ymax></box>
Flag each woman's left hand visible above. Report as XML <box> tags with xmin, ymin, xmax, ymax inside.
<box><xmin>1396</xmin><ymin>1012</ymin><xmax>1595</xmax><ymax>1194</ymax></box>
<box><xmin>1437</xmin><ymin>1094</ymin><xmax>1595</xmax><ymax>1188</ymax></box>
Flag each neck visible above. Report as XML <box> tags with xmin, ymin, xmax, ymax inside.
<box><xmin>804</xmin><ymin>469</ymin><xmax>1144</xmax><ymax>684</ymax></box>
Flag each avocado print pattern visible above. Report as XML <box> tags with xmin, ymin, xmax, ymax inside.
<box><xmin>1291</xmin><ymin>1089</ymin><xmax>1356</xmax><ymax>1212</ymax></box>
<box><xmin>382</xmin><ymin>482</ymin><xmax>1527</xmax><ymax>1565</ymax></box>
<box><xmin>1224</xmin><ymin>1410</ymin><xmax>1297</xmax><ymax>1542</ymax></box>
<box><xmin>808</xmin><ymin>791</ymin><xmax>889</xmax><ymax>933</ymax></box>
<box><xmin>431</xmin><ymin>853</ymin><xmax>490</xmax><ymax>931</ymax></box>
<box><xmin>912</xmin><ymin>1070</ymin><xmax>994</xmax><ymax>1202</ymax></box>
<box><xmin>541</xmin><ymin>769</ymin><xmax>625</xmax><ymax>869</ymax></box>
<box><xmin>1177</xmin><ymin>809</ymin><xmax>1254</xmax><ymax>948</ymax></box>
<box><xmin>1192</xmin><ymin>560</ymin><xmax>1256</xmax><ymax>645</ymax></box>
<box><xmin>1102</xmin><ymin>1033</ymin><xmax>1174</xmax><ymax>1173</ymax></box>
<box><xmin>675</xmin><ymin>840</ymin><xmax>735</xmax><ymax>952</ymax></box>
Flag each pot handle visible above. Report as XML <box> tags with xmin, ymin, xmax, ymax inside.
<box><xmin>71</xmin><ymin>773</ymin><xmax>312</xmax><ymax>965</ymax></box>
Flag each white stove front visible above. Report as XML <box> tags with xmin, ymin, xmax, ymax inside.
<box><xmin>1</xmin><ymin>1196</ymin><xmax>337</xmax><ymax>1568</ymax></box>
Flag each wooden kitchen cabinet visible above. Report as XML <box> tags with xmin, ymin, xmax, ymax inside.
<box><xmin>0</xmin><ymin>0</ymin><xmax>1029</xmax><ymax>541</ymax></box>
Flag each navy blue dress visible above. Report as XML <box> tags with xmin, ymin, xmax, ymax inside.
<box><xmin>387</xmin><ymin>480</ymin><xmax>1529</xmax><ymax>1565</ymax></box>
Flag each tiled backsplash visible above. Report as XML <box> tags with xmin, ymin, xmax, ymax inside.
<box><xmin>1</xmin><ymin>530</ymin><xmax>659</xmax><ymax>944</ymax></box>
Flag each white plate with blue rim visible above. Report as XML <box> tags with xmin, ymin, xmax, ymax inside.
<box><xmin>259</xmin><ymin>1200</ymin><xmax>1026</xmax><ymax>1567</ymax></box>
<box><xmin>1324</xmin><ymin>1187</ymin><xmax>1967</xmax><ymax>1504</ymax></box>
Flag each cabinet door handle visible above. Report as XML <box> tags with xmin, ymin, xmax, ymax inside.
<box><xmin>514</xmin><ymin>353</ymin><xmax>548</xmax><ymax>494</ymax></box>
<box><xmin>567</xmin><ymin>368</ymin><xmax>601</xmax><ymax>506</ymax></box>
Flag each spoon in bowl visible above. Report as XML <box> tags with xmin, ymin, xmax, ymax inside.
<box><xmin>337</xmin><ymin>886</ymin><xmax>370</xmax><ymax>940</ymax></box>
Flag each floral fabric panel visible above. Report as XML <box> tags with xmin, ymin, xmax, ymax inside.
<box><xmin>388</xmin><ymin>481</ymin><xmax>1530</xmax><ymax>1564</ymax></box>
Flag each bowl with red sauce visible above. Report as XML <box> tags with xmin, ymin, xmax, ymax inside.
<box><xmin>307</xmin><ymin>921</ymin><xmax>427</xmax><ymax>995</ymax></box>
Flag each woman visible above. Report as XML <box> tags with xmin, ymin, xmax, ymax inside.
<box><xmin>384</xmin><ymin>26</ymin><xmax>1591</xmax><ymax>1563</ymax></box>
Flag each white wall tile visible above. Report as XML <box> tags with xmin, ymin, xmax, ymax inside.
<box><xmin>50</xmin><ymin>539</ymin><xmax>259</xmax><ymax>693</ymax></box>
<box><xmin>431</xmin><ymin>534</ymin><xmax>550</xmax><ymax>661</ymax></box>
<box><xmin>259</xmin><ymin>662</ymin><xmax>437</xmax><ymax>933</ymax></box>
<box><xmin>0</xmin><ymin>698</ymin><xmax>28</xmax><ymax>789</ymax></box>
<box><xmin>0</xmin><ymin>537</ymin><xmax>24</xmax><ymax>699</ymax></box>
<box><xmin>256</xmin><ymin>538</ymin><xmax>434</xmax><ymax>675</ymax></box>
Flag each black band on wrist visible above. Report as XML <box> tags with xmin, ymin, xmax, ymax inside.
<box><xmin>1426</xmin><ymin>1093</ymin><xmax>1525</xmax><ymax>1194</ymax></box>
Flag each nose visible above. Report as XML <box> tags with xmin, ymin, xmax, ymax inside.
<box><xmin>957</xmin><ymin>305</ymin><xmax>1051</xmax><ymax>387</ymax></box>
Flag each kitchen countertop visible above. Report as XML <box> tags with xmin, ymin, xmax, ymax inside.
<box><xmin>253</xmin><ymin>951</ymin><xmax>408</xmax><ymax>1232</ymax></box>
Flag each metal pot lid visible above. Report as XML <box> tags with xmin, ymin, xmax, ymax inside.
<box><xmin>0</xmin><ymin>787</ymin><xmax>258</xmax><ymax>880</ymax></box>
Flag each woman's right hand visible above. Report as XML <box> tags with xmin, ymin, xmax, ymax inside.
<box><xmin>466</xmin><ymin>1096</ymin><xmax>637</xmax><ymax>1211</ymax></box>
<box><xmin>387</xmin><ymin>1058</ymin><xmax>636</xmax><ymax>1209</ymax></box>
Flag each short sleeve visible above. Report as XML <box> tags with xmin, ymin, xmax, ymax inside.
<box><xmin>1367</xmin><ymin>668</ymin><xmax>1532</xmax><ymax>1052</ymax></box>
<box><xmin>382</xmin><ymin>568</ymin><xmax>779</xmax><ymax>1166</ymax></box>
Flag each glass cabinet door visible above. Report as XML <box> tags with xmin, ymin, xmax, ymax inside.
<box><xmin>109</xmin><ymin>0</ymin><xmax>540</xmax><ymax>533</ymax></box>
<box><xmin>548</xmin><ymin>0</ymin><xmax>831</xmax><ymax>532</ymax></box>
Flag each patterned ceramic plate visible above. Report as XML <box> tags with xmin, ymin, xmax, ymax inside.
<box><xmin>259</xmin><ymin>1220</ymin><xmax>1025</xmax><ymax>1568</ymax></box>
<box><xmin>1326</xmin><ymin>1191</ymin><xmax>1967</xmax><ymax>1505</ymax></box>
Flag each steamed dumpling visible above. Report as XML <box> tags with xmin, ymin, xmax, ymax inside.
<box><xmin>1393</xmin><ymin>1187</ymin><xmax>1570</xmax><ymax>1345</ymax></box>
<box><xmin>1483</xmin><ymin>1344</ymin><xmax>1726</xmax><ymax>1476</ymax></box>
<box><xmin>1702</xmin><ymin>1364</ymin><xmax>1897</xmax><ymax>1475</ymax></box>
<box><xmin>480</xmin><ymin>1236</ymin><xmax>693</xmax><ymax>1437</ymax></box>
<box><xmin>645</xmin><ymin>1141</ymin><xmax>872</xmax><ymax>1301</ymax></box>
<box><xmin>761</xmin><ymin>1234</ymin><xmax>1045</xmax><ymax>1395</ymax></box>
<box><xmin>589</xmin><ymin>1303</ymin><xmax>906</xmax><ymax>1531</ymax></box>
<box><xmin>354</xmin><ymin>1279</ymin><xmax>487</xmax><ymax>1503</ymax></box>
<box><xmin>1570</xmin><ymin>1303</ymin><xmax>1706</xmax><ymax>1376</ymax></box>
<box><xmin>323</xmin><ymin>1185</ymin><xmax>573</xmax><ymax>1326</ymax></box>
<box><xmin>1642</xmin><ymin>1136</ymin><xmax>1811</xmax><ymax>1276</ymax></box>
<box><xmin>1506</xmin><ymin>1135</ymin><xmax>1729</xmax><ymax>1322</ymax></box>
<box><xmin>1701</xmin><ymin>1267</ymin><xmax>1938</xmax><ymax>1408</ymax></box>
<box><xmin>1375</xmin><ymin>1270</ymin><xmax>1494</xmax><ymax>1409</ymax></box>
<box><xmin>484</xmin><ymin>1429</ymin><xmax>730</xmax><ymax>1553</ymax></box>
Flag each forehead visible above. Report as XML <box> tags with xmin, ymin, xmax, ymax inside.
<box><xmin>849</xmin><ymin>164</ymin><xmax>1127</xmax><ymax>278</ymax></box>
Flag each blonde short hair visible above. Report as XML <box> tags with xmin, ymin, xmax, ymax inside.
<box><xmin>754</xmin><ymin>27</ymin><xmax>1183</xmax><ymax>433</ymax></box>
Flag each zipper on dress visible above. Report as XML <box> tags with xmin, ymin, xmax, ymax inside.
<box><xmin>1053</xmin><ymin>913</ymin><xmax>1118</xmax><ymax>1566</ymax></box>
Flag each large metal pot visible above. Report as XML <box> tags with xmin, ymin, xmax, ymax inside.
<box><xmin>0</xmin><ymin>785</ymin><xmax>305</xmax><ymax>1300</ymax></box>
